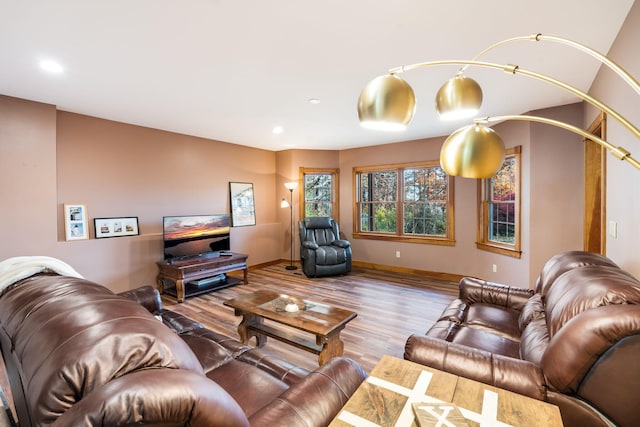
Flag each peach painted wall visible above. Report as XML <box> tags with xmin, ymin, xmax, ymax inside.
<box><xmin>276</xmin><ymin>149</ymin><xmax>340</xmax><ymax>262</ymax></box>
<box><xmin>587</xmin><ymin>0</ymin><xmax>640</xmax><ymax>278</ymax></box>
<box><xmin>0</xmin><ymin>96</ymin><xmax>59</xmax><ymax>257</ymax></box>
<box><xmin>53</xmin><ymin>112</ymin><xmax>278</xmax><ymax>291</ymax></box>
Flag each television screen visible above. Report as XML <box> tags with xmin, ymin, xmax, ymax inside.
<box><xmin>163</xmin><ymin>214</ymin><xmax>230</xmax><ymax>260</ymax></box>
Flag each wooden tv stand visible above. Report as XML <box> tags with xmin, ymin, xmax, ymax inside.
<box><xmin>156</xmin><ymin>252</ymin><xmax>248</xmax><ymax>303</ymax></box>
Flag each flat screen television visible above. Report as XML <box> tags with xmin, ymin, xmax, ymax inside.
<box><xmin>163</xmin><ymin>214</ymin><xmax>231</xmax><ymax>260</ymax></box>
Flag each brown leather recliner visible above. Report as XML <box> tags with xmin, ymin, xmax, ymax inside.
<box><xmin>0</xmin><ymin>271</ymin><xmax>366</xmax><ymax>426</ymax></box>
<box><xmin>404</xmin><ymin>251</ymin><xmax>640</xmax><ymax>427</ymax></box>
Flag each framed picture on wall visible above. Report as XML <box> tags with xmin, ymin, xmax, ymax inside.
<box><xmin>229</xmin><ymin>182</ymin><xmax>256</xmax><ymax>227</ymax></box>
<box><xmin>64</xmin><ymin>203</ymin><xmax>88</xmax><ymax>241</ymax></box>
<box><xmin>94</xmin><ymin>217</ymin><xmax>140</xmax><ymax>239</ymax></box>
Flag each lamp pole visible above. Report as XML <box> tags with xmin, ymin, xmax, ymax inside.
<box><xmin>284</xmin><ymin>182</ymin><xmax>298</xmax><ymax>270</ymax></box>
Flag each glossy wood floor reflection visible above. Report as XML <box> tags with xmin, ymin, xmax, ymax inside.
<box><xmin>162</xmin><ymin>263</ymin><xmax>458</xmax><ymax>374</ymax></box>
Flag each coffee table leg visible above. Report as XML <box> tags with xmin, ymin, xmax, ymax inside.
<box><xmin>237</xmin><ymin>313</ymin><xmax>267</xmax><ymax>347</ymax></box>
<box><xmin>176</xmin><ymin>279</ymin><xmax>185</xmax><ymax>303</ymax></box>
<box><xmin>318</xmin><ymin>331</ymin><xmax>344</xmax><ymax>366</ymax></box>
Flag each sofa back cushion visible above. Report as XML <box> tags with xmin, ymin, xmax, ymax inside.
<box><xmin>534</xmin><ymin>251</ymin><xmax>620</xmax><ymax>297</ymax></box>
<box><xmin>544</xmin><ymin>266</ymin><xmax>640</xmax><ymax>337</ymax></box>
<box><xmin>0</xmin><ymin>274</ymin><xmax>204</xmax><ymax>425</ymax></box>
<box><xmin>540</xmin><ymin>266</ymin><xmax>640</xmax><ymax>393</ymax></box>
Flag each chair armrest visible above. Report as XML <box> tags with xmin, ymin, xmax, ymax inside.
<box><xmin>118</xmin><ymin>285</ymin><xmax>162</xmax><ymax>314</ymax></box>
<box><xmin>404</xmin><ymin>335</ymin><xmax>546</xmax><ymax>400</ymax></box>
<box><xmin>301</xmin><ymin>241</ymin><xmax>319</xmax><ymax>250</ymax></box>
<box><xmin>248</xmin><ymin>357</ymin><xmax>366</xmax><ymax>427</ymax></box>
<box><xmin>332</xmin><ymin>239</ymin><xmax>351</xmax><ymax>249</ymax></box>
<box><xmin>459</xmin><ymin>277</ymin><xmax>534</xmax><ymax>311</ymax></box>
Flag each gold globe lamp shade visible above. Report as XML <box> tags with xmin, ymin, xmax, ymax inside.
<box><xmin>357</xmin><ymin>74</ymin><xmax>416</xmax><ymax>131</ymax></box>
<box><xmin>440</xmin><ymin>124</ymin><xmax>506</xmax><ymax>178</ymax></box>
<box><xmin>435</xmin><ymin>76</ymin><xmax>483</xmax><ymax>120</ymax></box>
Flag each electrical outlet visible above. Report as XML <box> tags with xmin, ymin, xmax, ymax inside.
<box><xmin>492</xmin><ymin>264</ymin><xmax>498</xmax><ymax>273</ymax></box>
<box><xmin>396</xmin><ymin>251</ymin><xmax>401</xmax><ymax>258</ymax></box>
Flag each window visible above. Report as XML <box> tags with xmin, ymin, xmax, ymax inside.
<box><xmin>354</xmin><ymin>161</ymin><xmax>454</xmax><ymax>245</ymax></box>
<box><xmin>300</xmin><ymin>168</ymin><xmax>339</xmax><ymax>220</ymax></box>
<box><xmin>477</xmin><ymin>146</ymin><xmax>521</xmax><ymax>257</ymax></box>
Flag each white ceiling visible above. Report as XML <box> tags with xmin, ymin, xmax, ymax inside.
<box><xmin>0</xmin><ymin>0</ymin><xmax>635</xmax><ymax>151</ymax></box>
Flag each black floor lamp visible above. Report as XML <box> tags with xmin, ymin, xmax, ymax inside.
<box><xmin>282</xmin><ymin>181</ymin><xmax>298</xmax><ymax>270</ymax></box>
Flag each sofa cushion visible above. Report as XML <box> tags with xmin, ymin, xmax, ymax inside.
<box><xmin>448</xmin><ymin>326</ymin><xmax>521</xmax><ymax>359</ymax></box>
<box><xmin>465</xmin><ymin>305</ymin><xmax>521</xmax><ymax>341</ymax></box>
<box><xmin>207</xmin><ymin>360</ymin><xmax>289</xmax><ymax>418</ymax></box>
<box><xmin>545</xmin><ymin>266</ymin><xmax>640</xmax><ymax>336</ymax></box>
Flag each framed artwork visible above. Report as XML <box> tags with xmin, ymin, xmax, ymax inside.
<box><xmin>94</xmin><ymin>217</ymin><xmax>140</xmax><ymax>239</ymax></box>
<box><xmin>229</xmin><ymin>182</ymin><xmax>256</xmax><ymax>227</ymax></box>
<box><xmin>64</xmin><ymin>204</ymin><xmax>88</xmax><ymax>241</ymax></box>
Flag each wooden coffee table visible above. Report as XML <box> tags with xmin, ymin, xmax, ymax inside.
<box><xmin>330</xmin><ymin>355</ymin><xmax>563</xmax><ymax>426</ymax></box>
<box><xmin>223</xmin><ymin>290</ymin><xmax>357</xmax><ymax>366</ymax></box>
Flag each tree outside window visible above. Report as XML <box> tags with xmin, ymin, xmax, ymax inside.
<box><xmin>300</xmin><ymin>168</ymin><xmax>339</xmax><ymax>220</ymax></box>
<box><xmin>477</xmin><ymin>146</ymin><xmax>522</xmax><ymax>258</ymax></box>
<box><xmin>354</xmin><ymin>161</ymin><xmax>454</xmax><ymax>245</ymax></box>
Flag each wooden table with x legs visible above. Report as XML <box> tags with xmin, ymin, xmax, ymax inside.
<box><xmin>223</xmin><ymin>289</ymin><xmax>357</xmax><ymax>366</ymax></box>
<box><xmin>330</xmin><ymin>355</ymin><xmax>563</xmax><ymax>427</ymax></box>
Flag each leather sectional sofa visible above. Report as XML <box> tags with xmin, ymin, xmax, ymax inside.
<box><xmin>0</xmin><ymin>263</ymin><xmax>366</xmax><ymax>426</ymax></box>
<box><xmin>405</xmin><ymin>251</ymin><xmax>640</xmax><ymax>427</ymax></box>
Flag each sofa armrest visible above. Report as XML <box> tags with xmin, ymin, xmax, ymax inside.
<box><xmin>332</xmin><ymin>239</ymin><xmax>350</xmax><ymax>249</ymax></box>
<box><xmin>459</xmin><ymin>277</ymin><xmax>534</xmax><ymax>311</ymax></box>
<box><xmin>248</xmin><ymin>357</ymin><xmax>366</xmax><ymax>427</ymax></box>
<box><xmin>404</xmin><ymin>335</ymin><xmax>546</xmax><ymax>400</ymax></box>
<box><xmin>51</xmin><ymin>369</ymin><xmax>249</xmax><ymax>427</ymax></box>
<box><xmin>118</xmin><ymin>285</ymin><xmax>162</xmax><ymax>314</ymax></box>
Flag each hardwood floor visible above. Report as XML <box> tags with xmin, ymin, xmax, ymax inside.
<box><xmin>162</xmin><ymin>262</ymin><xmax>459</xmax><ymax>374</ymax></box>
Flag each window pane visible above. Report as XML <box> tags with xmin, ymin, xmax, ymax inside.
<box><xmin>372</xmin><ymin>202</ymin><xmax>396</xmax><ymax>232</ymax></box>
<box><xmin>304</xmin><ymin>172</ymin><xmax>333</xmax><ymax>218</ymax></box>
<box><xmin>403</xmin><ymin>166</ymin><xmax>447</xmax><ymax>236</ymax></box>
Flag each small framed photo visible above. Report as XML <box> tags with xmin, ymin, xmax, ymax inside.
<box><xmin>64</xmin><ymin>204</ymin><xmax>89</xmax><ymax>241</ymax></box>
<box><xmin>94</xmin><ymin>217</ymin><xmax>140</xmax><ymax>239</ymax></box>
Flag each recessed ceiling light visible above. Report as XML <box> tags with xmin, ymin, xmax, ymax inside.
<box><xmin>39</xmin><ymin>59</ymin><xmax>64</xmax><ymax>74</ymax></box>
<box><xmin>308</xmin><ymin>98</ymin><xmax>320</xmax><ymax>104</ymax></box>
<box><xmin>272</xmin><ymin>126</ymin><xmax>284</xmax><ymax>134</ymax></box>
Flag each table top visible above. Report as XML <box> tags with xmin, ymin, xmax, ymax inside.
<box><xmin>223</xmin><ymin>289</ymin><xmax>356</xmax><ymax>336</ymax></box>
<box><xmin>157</xmin><ymin>251</ymin><xmax>248</xmax><ymax>269</ymax></box>
<box><xmin>330</xmin><ymin>355</ymin><xmax>563</xmax><ymax>427</ymax></box>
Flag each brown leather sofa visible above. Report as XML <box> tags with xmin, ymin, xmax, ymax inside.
<box><xmin>404</xmin><ymin>251</ymin><xmax>640</xmax><ymax>427</ymax></box>
<box><xmin>0</xmin><ymin>272</ymin><xmax>366</xmax><ymax>426</ymax></box>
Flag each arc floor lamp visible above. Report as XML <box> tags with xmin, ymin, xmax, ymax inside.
<box><xmin>357</xmin><ymin>33</ymin><xmax>640</xmax><ymax>178</ymax></box>
<box><xmin>281</xmin><ymin>181</ymin><xmax>298</xmax><ymax>270</ymax></box>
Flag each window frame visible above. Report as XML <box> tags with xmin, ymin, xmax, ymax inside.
<box><xmin>476</xmin><ymin>146</ymin><xmax>522</xmax><ymax>258</ymax></box>
<box><xmin>299</xmin><ymin>168</ymin><xmax>339</xmax><ymax>222</ymax></box>
<box><xmin>353</xmin><ymin>161</ymin><xmax>455</xmax><ymax>246</ymax></box>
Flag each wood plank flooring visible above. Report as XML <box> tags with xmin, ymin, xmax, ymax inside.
<box><xmin>162</xmin><ymin>262</ymin><xmax>459</xmax><ymax>374</ymax></box>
